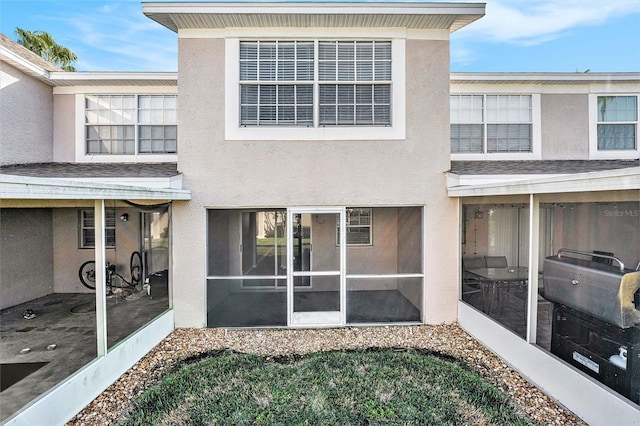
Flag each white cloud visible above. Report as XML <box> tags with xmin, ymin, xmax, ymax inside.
<box><xmin>55</xmin><ymin>2</ymin><xmax>177</xmax><ymax>71</ymax></box>
<box><xmin>457</xmin><ymin>0</ymin><xmax>640</xmax><ymax>45</ymax></box>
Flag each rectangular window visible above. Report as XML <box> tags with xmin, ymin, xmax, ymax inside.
<box><xmin>80</xmin><ymin>209</ymin><xmax>116</xmax><ymax>248</ymax></box>
<box><xmin>240</xmin><ymin>40</ymin><xmax>391</xmax><ymax>127</ymax></box>
<box><xmin>451</xmin><ymin>95</ymin><xmax>532</xmax><ymax>153</ymax></box>
<box><xmin>597</xmin><ymin>96</ymin><xmax>638</xmax><ymax>150</ymax></box>
<box><xmin>85</xmin><ymin>94</ymin><xmax>177</xmax><ymax>155</ymax></box>
<box><xmin>337</xmin><ymin>208</ymin><xmax>372</xmax><ymax>245</ymax></box>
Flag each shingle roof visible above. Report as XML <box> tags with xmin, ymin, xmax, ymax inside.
<box><xmin>0</xmin><ymin>162</ymin><xmax>179</xmax><ymax>178</ymax></box>
<box><xmin>0</xmin><ymin>32</ymin><xmax>62</xmax><ymax>72</ymax></box>
<box><xmin>449</xmin><ymin>160</ymin><xmax>639</xmax><ymax>175</ymax></box>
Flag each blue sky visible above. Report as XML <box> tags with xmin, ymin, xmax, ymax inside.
<box><xmin>1</xmin><ymin>0</ymin><xmax>639</xmax><ymax>73</ymax></box>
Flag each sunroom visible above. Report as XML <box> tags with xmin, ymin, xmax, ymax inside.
<box><xmin>449</xmin><ymin>161</ymin><xmax>640</xmax><ymax>424</ymax></box>
<box><xmin>0</xmin><ymin>169</ymin><xmax>189</xmax><ymax>424</ymax></box>
<box><xmin>206</xmin><ymin>206</ymin><xmax>424</xmax><ymax>328</ymax></box>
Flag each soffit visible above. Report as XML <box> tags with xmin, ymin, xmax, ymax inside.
<box><xmin>143</xmin><ymin>2</ymin><xmax>485</xmax><ymax>33</ymax></box>
<box><xmin>48</xmin><ymin>72</ymin><xmax>177</xmax><ymax>87</ymax></box>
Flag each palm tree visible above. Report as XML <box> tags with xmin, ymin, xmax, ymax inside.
<box><xmin>15</xmin><ymin>27</ymin><xmax>78</xmax><ymax>71</ymax></box>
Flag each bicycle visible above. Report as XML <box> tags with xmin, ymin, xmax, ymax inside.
<box><xmin>78</xmin><ymin>251</ymin><xmax>143</xmax><ymax>294</ymax></box>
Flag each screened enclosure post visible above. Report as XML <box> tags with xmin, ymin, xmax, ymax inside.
<box><xmin>526</xmin><ymin>194</ymin><xmax>540</xmax><ymax>343</ymax></box>
<box><xmin>94</xmin><ymin>199</ymin><xmax>108</xmax><ymax>356</ymax></box>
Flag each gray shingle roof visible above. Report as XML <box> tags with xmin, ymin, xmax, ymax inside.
<box><xmin>0</xmin><ymin>162</ymin><xmax>179</xmax><ymax>178</ymax></box>
<box><xmin>449</xmin><ymin>160</ymin><xmax>639</xmax><ymax>175</ymax></box>
<box><xmin>0</xmin><ymin>33</ymin><xmax>62</xmax><ymax>72</ymax></box>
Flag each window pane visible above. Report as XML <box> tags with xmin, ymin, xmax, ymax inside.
<box><xmin>487</xmin><ymin>124</ymin><xmax>532</xmax><ymax>152</ymax></box>
<box><xmin>451</xmin><ymin>124</ymin><xmax>483</xmax><ymax>153</ymax></box>
<box><xmin>598</xmin><ymin>96</ymin><xmax>638</xmax><ymax>122</ymax></box>
<box><xmin>598</xmin><ymin>124</ymin><xmax>636</xmax><ymax>150</ymax></box>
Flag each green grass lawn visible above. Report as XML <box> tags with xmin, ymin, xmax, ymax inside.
<box><xmin>122</xmin><ymin>348</ymin><xmax>530</xmax><ymax>425</ymax></box>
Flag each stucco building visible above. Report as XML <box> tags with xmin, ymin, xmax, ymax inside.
<box><xmin>1</xmin><ymin>2</ymin><xmax>639</xmax><ymax>424</ymax></box>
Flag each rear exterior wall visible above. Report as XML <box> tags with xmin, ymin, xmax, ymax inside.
<box><xmin>171</xmin><ymin>36</ymin><xmax>458</xmax><ymax>327</ymax></box>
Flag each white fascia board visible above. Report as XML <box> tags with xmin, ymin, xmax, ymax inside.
<box><xmin>451</xmin><ymin>72</ymin><xmax>640</xmax><ymax>83</ymax></box>
<box><xmin>0</xmin><ymin>45</ymin><xmax>51</xmax><ymax>83</ymax></box>
<box><xmin>49</xmin><ymin>71</ymin><xmax>177</xmax><ymax>81</ymax></box>
<box><xmin>143</xmin><ymin>2</ymin><xmax>486</xmax><ymax>16</ymax></box>
<box><xmin>0</xmin><ymin>174</ymin><xmax>191</xmax><ymax>200</ymax></box>
<box><xmin>447</xmin><ymin>167</ymin><xmax>640</xmax><ymax>197</ymax></box>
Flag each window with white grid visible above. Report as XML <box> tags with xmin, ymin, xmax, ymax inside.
<box><xmin>336</xmin><ymin>208</ymin><xmax>372</xmax><ymax>245</ymax></box>
<box><xmin>240</xmin><ymin>41</ymin><xmax>314</xmax><ymax>126</ymax></box>
<box><xmin>597</xmin><ymin>96</ymin><xmax>638</xmax><ymax>150</ymax></box>
<box><xmin>80</xmin><ymin>209</ymin><xmax>116</xmax><ymax>248</ymax></box>
<box><xmin>318</xmin><ymin>41</ymin><xmax>391</xmax><ymax>126</ymax></box>
<box><xmin>85</xmin><ymin>94</ymin><xmax>177</xmax><ymax>155</ymax></box>
<box><xmin>239</xmin><ymin>40</ymin><xmax>391</xmax><ymax>127</ymax></box>
<box><xmin>450</xmin><ymin>95</ymin><xmax>532</xmax><ymax>153</ymax></box>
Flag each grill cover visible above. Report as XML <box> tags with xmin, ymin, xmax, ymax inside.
<box><xmin>544</xmin><ymin>255</ymin><xmax>640</xmax><ymax>329</ymax></box>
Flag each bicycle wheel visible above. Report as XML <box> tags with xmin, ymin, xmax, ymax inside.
<box><xmin>130</xmin><ymin>251</ymin><xmax>143</xmax><ymax>287</ymax></box>
<box><xmin>79</xmin><ymin>261</ymin><xmax>97</xmax><ymax>290</ymax></box>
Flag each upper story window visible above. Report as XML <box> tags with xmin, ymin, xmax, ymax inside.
<box><xmin>239</xmin><ymin>40</ymin><xmax>392</xmax><ymax>128</ymax></box>
<box><xmin>451</xmin><ymin>95</ymin><xmax>532</xmax><ymax>154</ymax></box>
<box><xmin>597</xmin><ymin>96</ymin><xmax>637</xmax><ymax>150</ymax></box>
<box><xmin>85</xmin><ymin>95</ymin><xmax>177</xmax><ymax>155</ymax></box>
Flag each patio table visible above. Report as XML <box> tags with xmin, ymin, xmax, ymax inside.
<box><xmin>466</xmin><ymin>267</ymin><xmax>528</xmax><ymax>314</ymax></box>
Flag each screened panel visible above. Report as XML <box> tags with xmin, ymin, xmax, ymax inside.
<box><xmin>346</xmin><ymin>277</ymin><xmax>422</xmax><ymax>323</ymax></box>
<box><xmin>207</xmin><ymin>279</ymin><xmax>287</xmax><ymax>327</ymax></box>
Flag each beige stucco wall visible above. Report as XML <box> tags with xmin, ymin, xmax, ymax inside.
<box><xmin>0</xmin><ymin>208</ymin><xmax>54</xmax><ymax>309</ymax></box>
<box><xmin>52</xmin><ymin>93</ymin><xmax>76</xmax><ymax>162</ymax></box>
<box><xmin>52</xmin><ymin>207</ymin><xmax>141</xmax><ymax>293</ymax></box>
<box><xmin>0</xmin><ymin>62</ymin><xmax>53</xmax><ymax>165</ymax></box>
<box><xmin>541</xmin><ymin>94</ymin><xmax>589</xmax><ymax>160</ymax></box>
<box><xmin>172</xmin><ymin>36</ymin><xmax>457</xmax><ymax>327</ymax></box>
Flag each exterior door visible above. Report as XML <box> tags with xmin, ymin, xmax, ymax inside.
<box><xmin>287</xmin><ymin>208</ymin><xmax>345</xmax><ymax>326</ymax></box>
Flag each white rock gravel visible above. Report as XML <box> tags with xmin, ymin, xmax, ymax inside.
<box><xmin>67</xmin><ymin>325</ymin><xmax>585</xmax><ymax>425</ymax></box>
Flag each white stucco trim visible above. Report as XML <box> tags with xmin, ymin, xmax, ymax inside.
<box><xmin>224</xmin><ymin>36</ymin><xmax>406</xmax><ymax>141</ymax></box>
<box><xmin>459</xmin><ymin>303</ymin><xmax>640</xmax><ymax>424</ymax></box>
<box><xmin>588</xmin><ymin>93</ymin><xmax>640</xmax><ymax>160</ymax></box>
<box><xmin>0</xmin><ymin>174</ymin><xmax>191</xmax><ymax>200</ymax></box>
<box><xmin>4</xmin><ymin>310</ymin><xmax>174</xmax><ymax>426</ymax></box>
<box><xmin>447</xmin><ymin>167</ymin><xmax>640</xmax><ymax>197</ymax></box>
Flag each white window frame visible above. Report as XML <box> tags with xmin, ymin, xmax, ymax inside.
<box><xmin>80</xmin><ymin>208</ymin><xmax>116</xmax><ymax>248</ymax></box>
<box><xmin>336</xmin><ymin>207</ymin><xmax>373</xmax><ymax>246</ymax></box>
<box><xmin>450</xmin><ymin>93</ymin><xmax>541</xmax><ymax>161</ymax></box>
<box><xmin>225</xmin><ymin>30</ymin><xmax>405</xmax><ymax>141</ymax></box>
<box><xmin>72</xmin><ymin>89</ymin><xmax>178</xmax><ymax>163</ymax></box>
<box><xmin>588</xmin><ymin>94</ymin><xmax>640</xmax><ymax>160</ymax></box>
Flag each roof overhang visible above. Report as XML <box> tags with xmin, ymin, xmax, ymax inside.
<box><xmin>143</xmin><ymin>1</ymin><xmax>485</xmax><ymax>32</ymax></box>
<box><xmin>451</xmin><ymin>72</ymin><xmax>640</xmax><ymax>86</ymax></box>
<box><xmin>0</xmin><ymin>44</ymin><xmax>52</xmax><ymax>84</ymax></box>
<box><xmin>0</xmin><ymin>174</ymin><xmax>191</xmax><ymax>200</ymax></box>
<box><xmin>48</xmin><ymin>71</ymin><xmax>177</xmax><ymax>87</ymax></box>
<box><xmin>447</xmin><ymin>167</ymin><xmax>640</xmax><ymax>197</ymax></box>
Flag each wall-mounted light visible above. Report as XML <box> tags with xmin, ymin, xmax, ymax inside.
<box><xmin>119</xmin><ymin>213</ymin><xmax>129</xmax><ymax>222</ymax></box>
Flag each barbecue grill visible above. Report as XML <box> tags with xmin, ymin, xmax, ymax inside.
<box><xmin>543</xmin><ymin>249</ymin><xmax>640</xmax><ymax>404</ymax></box>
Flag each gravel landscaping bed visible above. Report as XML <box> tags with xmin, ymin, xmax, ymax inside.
<box><xmin>67</xmin><ymin>324</ymin><xmax>585</xmax><ymax>425</ymax></box>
